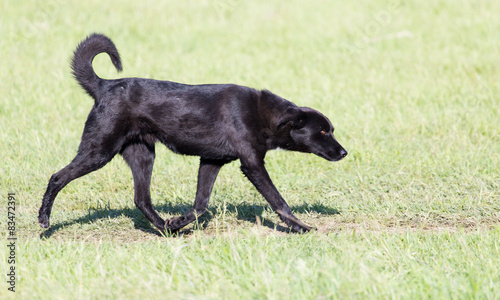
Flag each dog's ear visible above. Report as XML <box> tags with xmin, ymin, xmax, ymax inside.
<box><xmin>277</xmin><ymin>107</ymin><xmax>306</xmax><ymax>130</ymax></box>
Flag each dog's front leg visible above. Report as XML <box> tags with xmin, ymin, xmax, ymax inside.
<box><xmin>164</xmin><ymin>158</ymin><xmax>225</xmax><ymax>233</ymax></box>
<box><xmin>240</xmin><ymin>158</ymin><xmax>313</xmax><ymax>233</ymax></box>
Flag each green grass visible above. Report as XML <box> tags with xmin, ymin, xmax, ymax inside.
<box><xmin>1</xmin><ymin>0</ymin><xmax>499</xmax><ymax>298</ymax></box>
<box><xmin>6</xmin><ymin>230</ymin><xmax>500</xmax><ymax>299</ymax></box>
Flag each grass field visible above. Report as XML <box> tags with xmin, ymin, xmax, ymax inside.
<box><xmin>1</xmin><ymin>0</ymin><xmax>499</xmax><ymax>298</ymax></box>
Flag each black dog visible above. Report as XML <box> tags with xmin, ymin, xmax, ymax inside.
<box><xmin>38</xmin><ymin>33</ymin><xmax>347</xmax><ymax>234</ymax></box>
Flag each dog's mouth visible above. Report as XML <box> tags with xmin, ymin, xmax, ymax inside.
<box><xmin>314</xmin><ymin>150</ymin><xmax>347</xmax><ymax>162</ymax></box>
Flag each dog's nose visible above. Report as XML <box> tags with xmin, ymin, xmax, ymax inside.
<box><xmin>340</xmin><ymin>149</ymin><xmax>348</xmax><ymax>158</ymax></box>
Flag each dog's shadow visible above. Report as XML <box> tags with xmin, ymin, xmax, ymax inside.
<box><xmin>39</xmin><ymin>201</ymin><xmax>340</xmax><ymax>239</ymax></box>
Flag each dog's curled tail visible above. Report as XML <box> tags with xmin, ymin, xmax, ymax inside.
<box><xmin>71</xmin><ymin>33</ymin><xmax>122</xmax><ymax>100</ymax></box>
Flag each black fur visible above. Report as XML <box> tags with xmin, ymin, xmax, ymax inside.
<box><xmin>38</xmin><ymin>33</ymin><xmax>347</xmax><ymax>234</ymax></box>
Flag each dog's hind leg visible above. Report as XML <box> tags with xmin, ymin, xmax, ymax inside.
<box><xmin>164</xmin><ymin>158</ymin><xmax>225</xmax><ymax>233</ymax></box>
<box><xmin>121</xmin><ymin>142</ymin><xmax>167</xmax><ymax>232</ymax></box>
<box><xmin>38</xmin><ymin>138</ymin><xmax>119</xmax><ymax>229</ymax></box>
<box><xmin>240</xmin><ymin>155</ymin><xmax>313</xmax><ymax>233</ymax></box>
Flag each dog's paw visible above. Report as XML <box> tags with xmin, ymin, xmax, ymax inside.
<box><xmin>276</xmin><ymin>210</ymin><xmax>315</xmax><ymax>234</ymax></box>
<box><xmin>38</xmin><ymin>215</ymin><xmax>50</xmax><ymax>229</ymax></box>
<box><xmin>164</xmin><ymin>217</ymin><xmax>185</xmax><ymax>234</ymax></box>
<box><xmin>289</xmin><ymin>224</ymin><xmax>315</xmax><ymax>234</ymax></box>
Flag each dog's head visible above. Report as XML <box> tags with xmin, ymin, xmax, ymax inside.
<box><xmin>276</xmin><ymin>106</ymin><xmax>347</xmax><ymax>162</ymax></box>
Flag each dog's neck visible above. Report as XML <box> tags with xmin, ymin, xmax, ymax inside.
<box><xmin>256</xmin><ymin>90</ymin><xmax>297</xmax><ymax>151</ymax></box>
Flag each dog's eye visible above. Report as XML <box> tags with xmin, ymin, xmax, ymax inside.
<box><xmin>320</xmin><ymin>130</ymin><xmax>327</xmax><ymax>135</ymax></box>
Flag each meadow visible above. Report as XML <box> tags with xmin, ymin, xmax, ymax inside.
<box><xmin>1</xmin><ymin>0</ymin><xmax>499</xmax><ymax>298</ymax></box>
